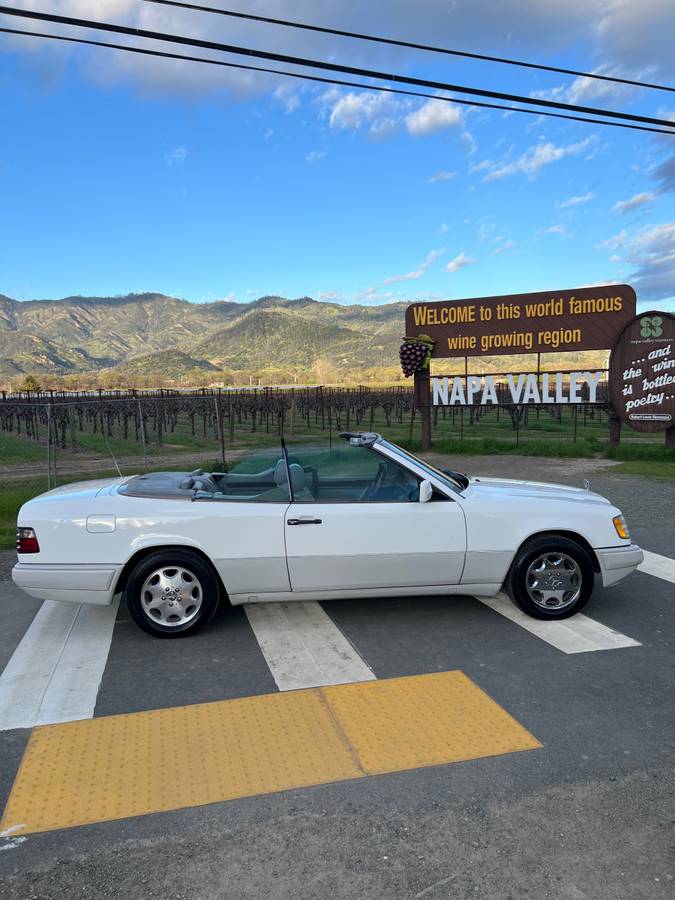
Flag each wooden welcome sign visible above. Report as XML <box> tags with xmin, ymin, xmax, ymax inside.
<box><xmin>609</xmin><ymin>311</ymin><xmax>675</xmax><ymax>433</ymax></box>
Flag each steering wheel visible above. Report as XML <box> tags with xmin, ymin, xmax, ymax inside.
<box><xmin>360</xmin><ymin>462</ymin><xmax>386</xmax><ymax>500</ymax></box>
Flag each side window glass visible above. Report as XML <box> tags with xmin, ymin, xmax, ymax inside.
<box><xmin>211</xmin><ymin>448</ymin><xmax>291</xmax><ymax>502</ymax></box>
<box><xmin>286</xmin><ymin>446</ymin><xmax>420</xmax><ymax>503</ymax></box>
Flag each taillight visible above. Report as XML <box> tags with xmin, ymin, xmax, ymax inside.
<box><xmin>16</xmin><ymin>527</ymin><xmax>40</xmax><ymax>553</ymax></box>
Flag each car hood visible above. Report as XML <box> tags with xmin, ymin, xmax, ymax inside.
<box><xmin>464</xmin><ymin>476</ymin><xmax>611</xmax><ymax>505</ymax></box>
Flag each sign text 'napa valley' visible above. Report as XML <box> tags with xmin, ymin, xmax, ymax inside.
<box><xmin>432</xmin><ymin>372</ymin><xmax>604</xmax><ymax>406</ymax></box>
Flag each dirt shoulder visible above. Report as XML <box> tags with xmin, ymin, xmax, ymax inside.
<box><xmin>421</xmin><ymin>452</ymin><xmax>620</xmax><ymax>487</ymax></box>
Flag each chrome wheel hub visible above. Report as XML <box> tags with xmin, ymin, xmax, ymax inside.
<box><xmin>525</xmin><ymin>552</ymin><xmax>582</xmax><ymax>610</ymax></box>
<box><xmin>140</xmin><ymin>566</ymin><xmax>203</xmax><ymax>627</ymax></box>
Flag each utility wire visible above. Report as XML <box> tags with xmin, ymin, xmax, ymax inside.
<box><xmin>1</xmin><ymin>4</ymin><xmax>674</xmax><ymax>132</ymax></box>
<box><xmin>143</xmin><ymin>0</ymin><xmax>675</xmax><ymax>96</ymax></box>
<box><xmin>3</xmin><ymin>25</ymin><xmax>675</xmax><ymax>136</ymax></box>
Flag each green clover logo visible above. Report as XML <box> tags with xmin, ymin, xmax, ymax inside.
<box><xmin>640</xmin><ymin>315</ymin><xmax>663</xmax><ymax>338</ymax></box>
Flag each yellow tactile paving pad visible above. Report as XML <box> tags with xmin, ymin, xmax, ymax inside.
<box><xmin>1</xmin><ymin>671</ymin><xmax>541</xmax><ymax>835</ymax></box>
<box><xmin>324</xmin><ymin>671</ymin><xmax>540</xmax><ymax>774</ymax></box>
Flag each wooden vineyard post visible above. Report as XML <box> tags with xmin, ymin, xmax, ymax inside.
<box><xmin>608</xmin><ymin>410</ymin><xmax>622</xmax><ymax>447</ymax></box>
<box><xmin>414</xmin><ymin>368</ymin><xmax>431</xmax><ymax>451</ymax></box>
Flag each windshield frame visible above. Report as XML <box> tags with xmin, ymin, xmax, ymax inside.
<box><xmin>376</xmin><ymin>439</ymin><xmax>465</xmax><ymax>495</ymax></box>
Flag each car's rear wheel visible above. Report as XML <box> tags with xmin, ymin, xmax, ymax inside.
<box><xmin>126</xmin><ymin>550</ymin><xmax>220</xmax><ymax>637</ymax></box>
<box><xmin>507</xmin><ymin>536</ymin><xmax>594</xmax><ymax>620</ymax></box>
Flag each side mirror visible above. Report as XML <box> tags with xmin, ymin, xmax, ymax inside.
<box><xmin>419</xmin><ymin>480</ymin><xmax>433</xmax><ymax>503</ymax></box>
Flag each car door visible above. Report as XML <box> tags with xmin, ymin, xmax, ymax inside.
<box><xmin>283</xmin><ymin>444</ymin><xmax>466</xmax><ymax>592</ymax></box>
<box><xmin>190</xmin><ymin>446</ymin><xmax>292</xmax><ymax>596</ymax></box>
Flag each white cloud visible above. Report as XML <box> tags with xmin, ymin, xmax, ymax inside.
<box><xmin>476</xmin><ymin>138</ymin><xmax>594</xmax><ymax>182</ymax></box>
<box><xmin>165</xmin><ymin>146</ymin><xmax>187</xmax><ymax>165</ymax></box>
<box><xmin>540</xmin><ymin>225</ymin><xmax>567</xmax><ymax>237</ymax></box>
<box><xmin>4</xmin><ymin>1</ymin><xmax>674</xmax><ymax>100</ymax></box>
<box><xmin>597</xmin><ymin>229</ymin><xmax>629</xmax><ymax>251</ymax></box>
<box><xmin>531</xmin><ymin>68</ymin><xmax>628</xmax><ymax>105</ymax></box>
<box><xmin>325</xmin><ymin>91</ymin><xmax>464</xmax><ymax>140</ymax></box>
<box><xmin>383</xmin><ymin>248</ymin><xmax>444</xmax><ymax>284</ymax></box>
<box><xmin>594</xmin><ymin>222</ymin><xmax>675</xmax><ymax>303</ymax></box>
<box><xmin>560</xmin><ymin>191</ymin><xmax>595</xmax><ymax>208</ymax></box>
<box><xmin>478</xmin><ymin>221</ymin><xmax>496</xmax><ymax>241</ymax></box>
<box><xmin>446</xmin><ymin>251</ymin><xmax>477</xmax><ymax>273</ymax></box>
<box><xmin>306</xmin><ymin>150</ymin><xmax>326</xmax><ymax>164</ymax></box>
<box><xmin>427</xmin><ymin>170</ymin><xmax>456</xmax><ymax>184</ymax></box>
<box><xmin>405</xmin><ymin>99</ymin><xmax>462</xmax><ymax>136</ymax></box>
<box><xmin>612</xmin><ymin>192</ymin><xmax>657</xmax><ymax>215</ymax></box>
<box><xmin>437</xmin><ymin>223</ymin><xmax>449</xmax><ymax>234</ymax></box>
<box><xmin>327</xmin><ymin>90</ymin><xmax>405</xmax><ymax>136</ymax></box>
<box><xmin>493</xmin><ymin>239</ymin><xmax>516</xmax><ymax>255</ymax></box>
<box><xmin>274</xmin><ymin>84</ymin><xmax>300</xmax><ymax>114</ymax></box>
<box><xmin>623</xmin><ymin>222</ymin><xmax>675</xmax><ymax>302</ymax></box>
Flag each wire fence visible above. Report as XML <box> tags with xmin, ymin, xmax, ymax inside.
<box><xmin>0</xmin><ymin>384</ymin><xmax>642</xmax><ymax>548</ymax></box>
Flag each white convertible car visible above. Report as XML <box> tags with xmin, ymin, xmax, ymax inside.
<box><xmin>13</xmin><ymin>432</ymin><xmax>642</xmax><ymax>638</ymax></box>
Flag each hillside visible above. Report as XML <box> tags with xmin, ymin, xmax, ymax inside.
<box><xmin>0</xmin><ymin>293</ymin><xmax>406</xmax><ymax>378</ymax></box>
<box><xmin>0</xmin><ymin>292</ymin><xmax>609</xmax><ymax>383</ymax></box>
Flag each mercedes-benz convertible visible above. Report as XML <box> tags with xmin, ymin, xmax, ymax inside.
<box><xmin>12</xmin><ymin>432</ymin><xmax>642</xmax><ymax>637</ymax></box>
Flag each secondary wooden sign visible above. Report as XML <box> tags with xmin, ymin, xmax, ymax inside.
<box><xmin>406</xmin><ymin>284</ymin><xmax>637</xmax><ymax>358</ymax></box>
<box><xmin>609</xmin><ymin>311</ymin><xmax>675</xmax><ymax>432</ymax></box>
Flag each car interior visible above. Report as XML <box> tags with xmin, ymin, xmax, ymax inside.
<box><xmin>120</xmin><ymin>446</ymin><xmax>423</xmax><ymax>503</ymax></box>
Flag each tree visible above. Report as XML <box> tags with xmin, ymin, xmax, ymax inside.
<box><xmin>312</xmin><ymin>357</ymin><xmax>337</xmax><ymax>385</ymax></box>
<box><xmin>21</xmin><ymin>374</ymin><xmax>41</xmax><ymax>392</ymax></box>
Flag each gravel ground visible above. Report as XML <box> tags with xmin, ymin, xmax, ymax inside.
<box><xmin>0</xmin><ymin>550</ymin><xmax>14</xmax><ymax>583</ymax></box>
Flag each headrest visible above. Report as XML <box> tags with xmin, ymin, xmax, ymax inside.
<box><xmin>180</xmin><ymin>473</ymin><xmax>217</xmax><ymax>492</ymax></box>
<box><xmin>288</xmin><ymin>463</ymin><xmax>307</xmax><ymax>494</ymax></box>
<box><xmin>273</xmin><ymin>459</ymin><xmax>287</xmax><ymax>485</ymax></box>
<box><xmin>273</xmin><ymin>460</ymin><xmax>307</xmax><ymax>494</ymax></box>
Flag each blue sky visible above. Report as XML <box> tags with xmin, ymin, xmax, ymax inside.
<box><xmin>1</xmin><ymin>0</ymin><xmax>674</xmax><ymax>310</ymax></box>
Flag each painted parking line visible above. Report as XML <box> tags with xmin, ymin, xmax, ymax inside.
<box><xmin>477</xmin><ymin>592</ymin><xmax>641</xmax><ymax>654</ymax></box>
<box><xmin>0</xmin><ymin>599</ymin><xmax>119</xmax><ymax>731</ymax></box>
<box><xmin>639</xmin><ymin>550</ymin><xmax>675</xmax><ymax>584</ymax></box>
<box><xmin>0</xmin><ymin>670</ymin><xmax>541</xmax><ymax>835</ymax></box>
<box><xmin>245</xmin><ymin>601</ymin><xmax>375</xmax><ymax>691</ymax></box>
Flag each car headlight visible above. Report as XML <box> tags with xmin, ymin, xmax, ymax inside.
<box><xmin>613</xmin><ymin>514</ymin><xmax>630</xmax><ymax>540</ymax></box>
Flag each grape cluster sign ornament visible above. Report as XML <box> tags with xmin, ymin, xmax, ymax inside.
<box><xmin>609</xmin><ymin>311</ymin><xmax>675</xmax><ymax>432</ymax></box>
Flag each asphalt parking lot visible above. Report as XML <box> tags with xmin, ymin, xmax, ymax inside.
<box><xmin>0</xmin><ymin>456</ymin><xmax>673</xmax><ymax>900</ymax></box>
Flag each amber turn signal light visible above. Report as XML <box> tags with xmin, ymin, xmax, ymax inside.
<box><xmin>16</xmin><ymin>527</ymin><xmax>40</xmax><ymax>553</ymax></box>
<box><xmin>612</xmin><ymin>515</ymin><xmax>629</xmax><ymax>540</ymax></box>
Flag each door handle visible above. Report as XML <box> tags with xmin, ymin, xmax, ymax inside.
<box><xmin>287</xmin><ymin>517</ymin><xmax>322</xmax><ymax>525</ymax></box>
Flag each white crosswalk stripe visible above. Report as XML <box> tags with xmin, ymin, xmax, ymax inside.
<box><xmin>638</xmin><ymin>550</ymin><xmax>675</xmax><ymax>584</ymax></box>
<box><xmin>0</xmin><ymin>599</ymin><xmax>118</xmax><ymax>731</ymax></box>
<box><xmin>245</xmin><ymin>600</ymin><xmax>375</xmax><ymax>691</ymax></box>
<box><xmin>477</xmin><ymin>592</ymin><xmax>641</xmax><ymax>654</ymax></box>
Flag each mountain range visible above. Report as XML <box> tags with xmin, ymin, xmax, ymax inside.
<box><xmin>0</xmin><ymin>293</ymin><xmax>407</xmax><ymax>379</ymax></box>
<box><xmin>0</xmin><ymin>292</ymin><xmax>608</xmax><ymax>383</ymax></box>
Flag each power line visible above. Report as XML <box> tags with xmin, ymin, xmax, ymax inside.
<box><xmin>3</xmin><ymin>25</ymin><xmax>675</xmax><ymax>137</ymax></box>
<box><xmin>143</xmin><ymin>0</ymin><xmax>675</xmax><ymax>96</ymax></box>
<box><xmin>1</xmin><ymin>4</ymin><xmax>674</xmax><ymax>133</ymax></box>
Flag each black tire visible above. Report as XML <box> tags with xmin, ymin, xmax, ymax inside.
<box><xmin>507</xmin><ymin>535</ymin><xmax>594</xmax><ymax>620</ymax></box>
<box><xmin>125</xmin><ymin>549</ymin><xmax>221</xmax><ymax>638</ymax></box>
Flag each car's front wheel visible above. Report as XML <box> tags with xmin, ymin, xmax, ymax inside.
<box><xmin>507</xmin><ymin>536</ymin><xmax>594</xmax><ymax>620</ymax></box>
<box><xmin>126</xmin><ymin>549</ymin><xmax>221</xmax><ymax>638</ymax></box>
